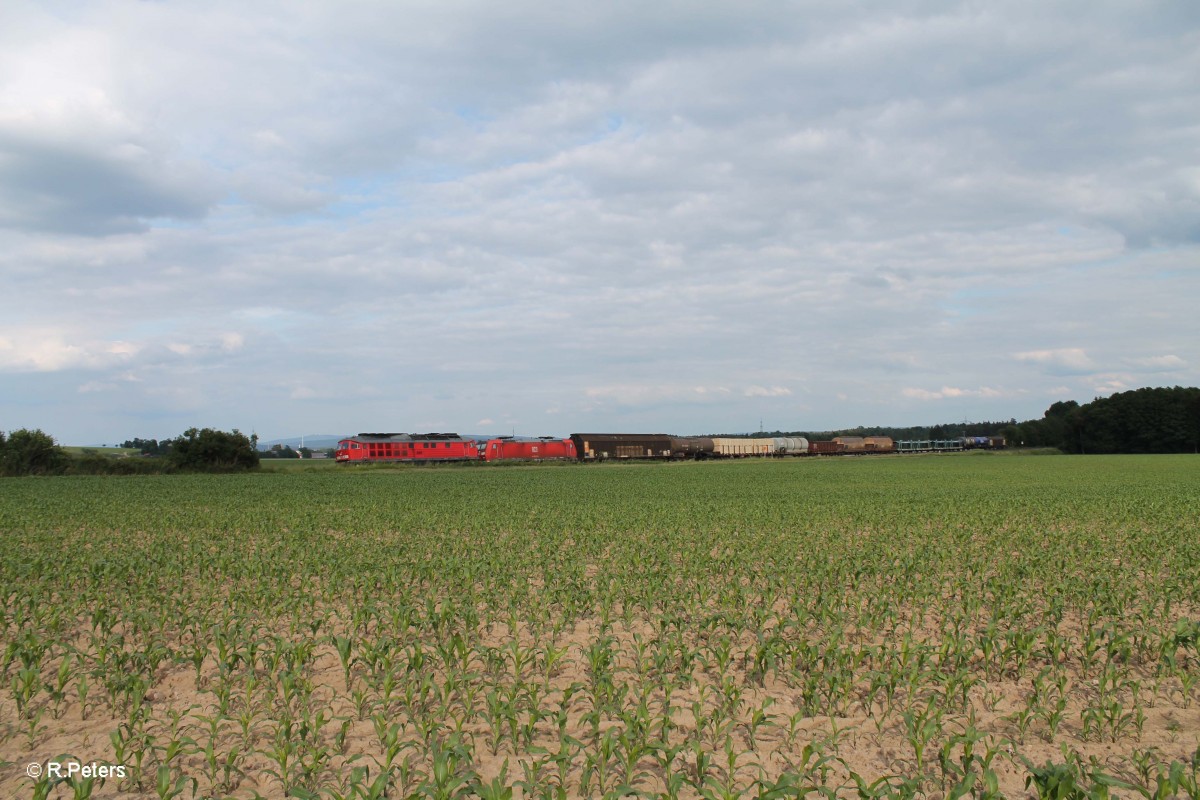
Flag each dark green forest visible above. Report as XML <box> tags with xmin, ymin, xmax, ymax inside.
<box><xmin>1000</xmin><ymin>386</ymin><xmax>1200</xmax><ymax>454</ymax></box>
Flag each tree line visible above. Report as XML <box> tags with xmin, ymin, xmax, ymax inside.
<box><xmin>1001</xmin><ymin>386</ymin><xmax>1200</xmax><ymax>454</ymax></box>
<box><xmin>121</xmin><ymin>438</ymin><xmax>322</xmax><ymax>459</ymax></box>
<box><xmin>0</xmin><ymin>428</ymin><xmax>260</xmax><ymax>476</ymax></box>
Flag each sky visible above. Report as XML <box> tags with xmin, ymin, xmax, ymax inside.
<box><xmin>2</xmin><ymin>1</ymin><xmax>1198</xmax><ymax>444</ymax></box>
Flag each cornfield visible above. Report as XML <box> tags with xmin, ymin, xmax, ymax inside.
<box><xmin>2</xmin><ymin>455</ymin><xmax>1198</xmax><ymax>798</ymax></box>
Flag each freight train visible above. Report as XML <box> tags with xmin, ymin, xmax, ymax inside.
<box><xmin>335</xmin><ymin>432</ymin><xmax>1004</xmax><ymax>464</ymax></box>
<box><xmin>334</xmin><ymin>433</ymin><xmax>576</xmax><ymax>464</ymax></box>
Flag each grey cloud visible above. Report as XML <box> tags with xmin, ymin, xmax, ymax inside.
<box><xmin>0</xmin><ymin>132</ymin><xmax>218</xmax><ymax>235</ymax></box>
<box><xmin>2</xmin><ymin>0</ymin><xmax>1198</xmax><ymax>442</ymax></box>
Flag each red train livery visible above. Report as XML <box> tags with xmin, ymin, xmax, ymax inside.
<box><xmin>335</xmin><ymin>433</ymin><xmax>479</xmax><ymax>463</ymax></box>
<box><xmin>479</xmin><ymin>437</ymin><xmax>576</xmax><ymax>462</ymax></box>
<box><xmin>335</xmin><ymin>433</ymin><xmax>575</xmax><ymax>464</ymax></box>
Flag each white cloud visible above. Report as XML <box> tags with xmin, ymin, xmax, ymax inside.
<box><xmin>902</xmin><ymin>386</ymin><xmax>1006</xmax><ymax>401</ymax></box>
<box><xmin>0</xmin><ymin>329</ymin><xmax>138</xmax><ymax>372</ymax></box>
<box><xmin>743</xmin><ymin>386</ymin><xmax>791</xmax><ymax>398</ymax></box>
<box><xmin>1128</xmin><ymin>354</ymin><xmax>1185</xmax><ymax>370</ymax></box>
<box><xmin>289</xmin><ymin>385</ymin><xmax>329</xmax><ymax>400</ymax></box>
<box><xmin>1</xmin><ymin>2</ymin><xmax>1198</xmax><ymax>442</ymax></box>
<box><xmin>1088</xmin><ymin>374</ymin><xmax>1134</xmax><ymax>395</ymax></box>
<box><xmin>1013</xmin><ymin>348</ymin><xmax>1094</xmax><ymax>372</ymax></box>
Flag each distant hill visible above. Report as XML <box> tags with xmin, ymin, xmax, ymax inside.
<box><xmin>259</xmin><ymin>435</ymin><xmax>345</xmax><ymax>451</ymax></box>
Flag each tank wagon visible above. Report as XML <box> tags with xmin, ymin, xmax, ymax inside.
<box><xmin>773</xmin><ymin>437</ymin><xmax>809</xmax><ymax>455</ymax></box>
<box><xmin>670</xmin><ymin>437</ymin><xmax>715</xmax><ymax>458</ymax></box>
<box><xmin>833</xmin><ymin>436</ymin><xmax>865</xmax><ymax>453</ymax></box>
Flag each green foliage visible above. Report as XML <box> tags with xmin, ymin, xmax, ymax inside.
<box><xmin>1021</xmin><ymin>755</ymin><xmax>1141</xmax><ymax>800</ymax></box>
<box><xmin>0</xmin><ymin>428</ymin><xmax>69</xmax><ymax>476</ymax></box>
<box><xmin>1005</xmin><ymin>386</ymin><xmax>1200</xmax><ymax>453</ymax></box>
<box><xmin>165</xmin><ymin>427</ymin><xmax>260</xmax><ymax>472</ymax></box>
<box><xmin>121</xmin><ymin>437</ymin><xmax>170</xmax><ymax>456</ymax></box>
<box><xmin>2</xmin><ymin>455</ymin><xmax>1198</xmax><ymax>797</ymax></box>
<box><xmin>65</xmin><ymin>451</ymin><xmax>173</xmax><ymax>475</ymax></box>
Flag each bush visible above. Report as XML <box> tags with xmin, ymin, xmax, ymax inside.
<box><xmin>166</xmin><ymin>428</ymin><xmax>260</xmax><ymax>472</ymax></box>
<box><xmin>66</xmin><ymin>451</ymin><xmax>174</xmax><ymax>475</ymax></box>
<box><xmin>0</xmin><ymin>428</ymin><xmax>69</xmax><ymax>476</ymax></box>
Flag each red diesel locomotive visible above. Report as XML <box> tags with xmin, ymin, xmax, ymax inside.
<box><xmin>335</xmin><ymin>433</ymin><xmax>576</xmax><ymax>464</ymax></box>
<box><xmin>334</xmin><ymin>432</ymin><xmax>479</xmax><ymax>463</ymax></box>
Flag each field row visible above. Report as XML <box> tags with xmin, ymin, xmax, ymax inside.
<box><xmin>2</xmin><ymin>455</ymin><xmax>1198</xmax><ymax>797</ymax></box>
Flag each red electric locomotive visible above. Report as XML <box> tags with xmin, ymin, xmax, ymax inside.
<box><xmin>479</xmin><ymin>436</ymin><xmax>577</xmax><ymax>462</ymax></box>
<box><xmin>335</xmin><ymin>433</ymin><xmax>479</xmax><ymax>463</ymax></box>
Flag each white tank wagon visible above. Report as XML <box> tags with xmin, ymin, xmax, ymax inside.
<box><xmin>772</xmin><ymin>437</ymin><xmax>810</xmax><ymax>455</ymax></box>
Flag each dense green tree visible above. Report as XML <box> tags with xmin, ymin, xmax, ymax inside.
<box><xmin>1003</xmin><ymin>387</ymin><xmax>1199</xmax><ymax>454</ymax></box>
<box><xmin>1069</xmin><ymin>387</ymin><xmax>1200</xmax><ymax>454</ymax></box>
<box><xmin>121</xmin><ymin>437</ymin><xmax>169</xmax><ymax>456</ymax></box>
<box><xmin>0</xmin><ymin>428</ymin><xmax>69</xmax><ymax>476</ymax></box>
<box><xmin>166</xmin><ymin>428</ymin><xmax>260</xmax><ymax>472</ymax></box>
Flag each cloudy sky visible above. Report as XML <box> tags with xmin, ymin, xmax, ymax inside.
<box><xmin>2</xmin><ymin>1</ymin><xmax>1197</xmax><ymax>443</ymax></box>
